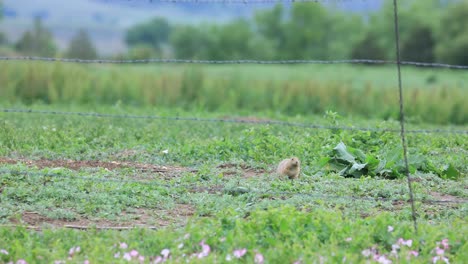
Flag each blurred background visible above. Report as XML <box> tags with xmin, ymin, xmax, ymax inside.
<box><xmin>0</xmin><ymin>0</ymin><xmax>467</xmax><ymax>124</ymax></box>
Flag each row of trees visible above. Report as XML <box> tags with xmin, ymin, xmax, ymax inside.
<box><xmin>1</xmin><ymin>0</ymin><xmax>467</xmax><ymax>65</ymax></box>
<box><xmin>1</xmin><ymin>17</ymin><xmax>98</xmax><ymax>59</ymax></box>
<box><xmin>125</xmin><ymin>0</ymin><xmax>468</xmax><ymax>65</ymax></box>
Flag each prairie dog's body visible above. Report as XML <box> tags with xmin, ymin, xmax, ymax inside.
<box><xmin>277</xmin><ymin>157</ymin><xmax>301</xmax><ymax>179</ymax></box>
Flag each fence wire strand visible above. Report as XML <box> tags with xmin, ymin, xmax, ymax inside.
<box><xmin>1</xmin><ymin>169</ymin><xmax>466</xmax><ymax>205</ymax></box>
<box><xmin>2</xmin><ymin>108</ymin><xmax>468</xmax><ymax>135</ymax></box>
<box><xmin>1</xmin><ymin>56</ymin><xmax>468</xmax><ymax>69</ymax></box>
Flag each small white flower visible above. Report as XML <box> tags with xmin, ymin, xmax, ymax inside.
<box><xmin>362</xmin><ymin>249</ymin><xmax>372</xmax><ymax>258</ymax></box>
<box><xmin>161</xmin><ymin>249</ymin><xmax>170</xmax><ymax>259</ymax></box>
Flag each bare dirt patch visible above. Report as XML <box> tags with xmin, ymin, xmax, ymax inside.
<box><xmin>217</xmin><ymin>163</ymin><xmax>267</xmax><ymax>178</ymax></box>
<box><xmin>9</xmin><ymin>204</ymin><xmax>195</xmax><ymax>229</ymax></box>
<box><xmin>0</xmin><ymin>157</ymin><xmax>194</xmax><ymax>176</ymax></box>
<box><xmin>429</xmin><ymin>191</ymin><xmax>466</xmax><ymax>203</ymax></box>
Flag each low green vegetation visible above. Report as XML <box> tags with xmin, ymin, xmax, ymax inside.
<box><xmin>1</xmin><ymin>208</ymin><xmax>467</xmax><ymax>263</ymax></box>
<box><xmin>0</xmin><ymin>103</ymin><xmax>466</xmax><ymax>262</ymax></box>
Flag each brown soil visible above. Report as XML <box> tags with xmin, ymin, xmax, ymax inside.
<box><xmin>9</xmin><ymin>204</ymin><xmax>195</xmax><ymax>230</ymax></box>
<box><xmin>429</xmin><ymin>191</ymin><xmax>466</xmax><ymax>203</ymax></box>
<box><xmin>0</xmin><ymin>157</ymin><xmax>194</xmax><ymax>175</ymax></box>
<box><xmin>217</xmin><ymin>163</ymin><xmax>267</xmax><ymax>178</ymax></box>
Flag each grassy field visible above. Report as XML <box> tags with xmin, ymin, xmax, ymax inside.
<box><xmin>1</xmin><ymin>62</ymin><xmax>467</xmax><ymax>124</ymax></box>
<box><xmin>0</xmin><ymin>101</ymin><xmax>467</xmax><ymax>263</ymax></box>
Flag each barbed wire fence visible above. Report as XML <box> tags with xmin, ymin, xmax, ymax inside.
<box><xmin>0</xmin><ymin>0</ymin><xmax>467</xmax><ymax>231</ymax></box>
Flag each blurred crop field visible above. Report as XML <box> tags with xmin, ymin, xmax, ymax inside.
<box><xmin>1</xmin><ymin>62</ymin><xmax>467</xmax><ymax>124</ymax></box>
<box><xmin>0</xmin><ymin>62</ymin><xmax>467</xmax><ymax>263</ymax></box>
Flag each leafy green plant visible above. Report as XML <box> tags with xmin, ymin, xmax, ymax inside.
<box><xmin>321</xmin><ymin>142</ymin><xmax>460</xmax><ymax>179</ymax></box>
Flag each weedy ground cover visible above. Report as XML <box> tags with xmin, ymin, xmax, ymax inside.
<box><xmin>0</xmin><ymin>104</ymin><xmax>466</xmax><ymax>263</ymax></box>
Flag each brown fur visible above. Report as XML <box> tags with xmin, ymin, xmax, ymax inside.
<box><xmin>277</xmin><ymin>157</ymin><xmax>301</xmax><ymax>179</ymax></box>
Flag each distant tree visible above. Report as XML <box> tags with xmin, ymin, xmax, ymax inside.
<box><xmin>435</xmin><ymin>2</ymin><xmax>468</xmax><ymax>65</ymax></box>
<box><xmin>365</xmin><ymin>0</ymin><xmax>442</xmax><ymax>60</ymax></box>
<box><xmin>254</xmin><ymin>4</ymin><xmax>285</xmax><ymax>58</ymax></box>
<box><xmin>15</xmin><ymin>17</ymin><xmax>57</xmax><ymax>56</ymax></box>
<box><xmin>170</xmin><ymin>25</ymin><xmax>215</xmax><ymax>59</ymax></box>
<box><xmin>350</xmin><ymin>32</ymin><xmax>387</xmax><ymax>61</ymax></box>
<box><xmin>66</xmin><ymin>29</ymin><xmax>98</xmax><ymax>59</ymax></box>
<box><xmin>125</xmin><ymin>17</ymin><xmax>171</xmax><ymax>52</ymax></box>
<box><xmin>401</xmin><ymin>24</ymin><xmax>435</xmax><ymax>62</ymax></box>
<box><xmin>208</xmin><ymin>19</ymin><xmax>255</xmax><ymax>60</ymax></box>
<box><xmin>282</xmin><ymin>3</ymin><xmax>329</xmax><ymax>59</ymax></box>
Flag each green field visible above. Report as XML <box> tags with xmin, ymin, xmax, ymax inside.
<box><xmin>0</xmin><ymin>63</ymin><xmax>467</xmax><ymax>263</ymax></box>
<box><xmin>1</xmin><ymin>62</ymin><xmax>467</xmax><ymax>124</ymax></box>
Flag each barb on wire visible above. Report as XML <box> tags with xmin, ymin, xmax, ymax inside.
<box><xmin>2</xmin><ymin>108</ymin><xmax>468</xmax><ymax>135</ymax></box>
<box><xmin>1</xmin><ymin>169</ymin><xmax>466</xmax><ymax>205</ymax></box>
<box><xmin>1</xmin><ymin>56</ymin><xmax>467</xmax><ymax>69</ymax></box>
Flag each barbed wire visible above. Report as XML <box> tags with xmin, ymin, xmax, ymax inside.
<box><xmin>1</xmin><ymin>56</ymin><xmax>468</xmax><ymax>69</ymax></box>
<box><xmin>1</xmin><ymin>169</ymin><xmax>466</xmax><ymax>204</ymax></box>
<box><xmin>2</xmin><ymin>108</ymin><xmax>467</xmax><ymax>135</ymax></box>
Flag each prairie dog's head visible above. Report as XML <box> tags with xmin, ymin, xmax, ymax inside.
<box><xmin>289</xmin><ymin>157</ymin><xmax>300</xmax><ymax>168</ymax></box>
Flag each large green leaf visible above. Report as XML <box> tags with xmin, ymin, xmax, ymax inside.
<box><xmin>332</xmin><ymin>142</ymin><xmax>356</xmax><ymax>164</ymax></box>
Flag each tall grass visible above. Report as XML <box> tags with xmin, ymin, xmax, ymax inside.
<box><xmin>0</xmin><ymin>62</ymin><xmax>466</xmax><ymax>124</ymax></box>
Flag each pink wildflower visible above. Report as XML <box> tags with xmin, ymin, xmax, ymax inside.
<box><xmin>441</xmin><ymin>239</ymin><xmax>449</xmax><ymax>250</ymax></box>
<box><xmin>197</xmin><ymin>241</ymin><xmax>211</xmax><ymax>259</ymax></box>
<box><xmin>16</xmin><ymin>260</ymin><xmax>28</xmax><ymax>264</ymax></box>
<box><xmin>138</xmin><ymin>255</ymin><xmax>145</xmax><ymax>263</ymax></box>
<box><xmin>254</xmin><ymin>252</ymin><xmax>264</xmax><ymax>264</ymax></box>
<box><xmin>123</xmin><ymin>252</ymin><xmax>132</xmax><ymax>261</ymax></box>
<box><xmin>83</xmin><ymin>261</ymin><xmax>90</xmax><ymax>264</ymax></box>
<box><xmin>293</xmin><ymin>260</ymin><xmax>302</xmax><ymax>264</ymax></box>
<box><xmin>120</xmin><ymin>242</ymin><xmax>128</xmax><ymax>249</ymax></box>
<box><xmin>233</xmin><ymin>248</ymin><xmax>247</xmax><ymax>258</ymax></box>
<box><xmin>114</xmin><ymin>252</ymin><xmax>120</xmax><ymax>258</ymax></box>
<box><xmin>153</xmin><ymin>256</ymin><xmax>163</xmax><ymax>264</ymax></box>
<box><xmin>436</xmin><ymin>248</ymin><xmax>445</xmax><ymax>256</ymax></box>
<box><xmin>397</xmin><ymin>238</ymin><xmax>412</xmax><ymax>247</ymax></box>
<box><xmin>375</xmin><ymin>255</ymin><xmax>392</xmax><ymax>264</ymax></box>
<box><xmin>68</xmin><ymin>246</ymin><xmax>81</xmax><ymax>257</ymax></box>
<box><xmin>130</xmin><ymin>250</ymin><xmax>139</xmax><ymax>258</ymax></box>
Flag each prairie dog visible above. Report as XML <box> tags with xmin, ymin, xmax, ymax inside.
<box><xmin>277</xmin><ymin>157</ymin><xmax>301</xmax><ymax>179</ymax></box>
